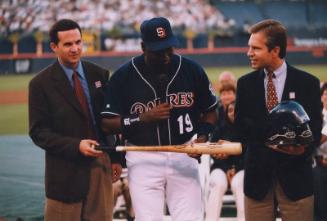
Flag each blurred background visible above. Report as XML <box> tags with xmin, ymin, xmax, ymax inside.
<box><xmin>0</xmin><ymin>0</ymin><xmax>326</xmax><ymax>220</ymax></box>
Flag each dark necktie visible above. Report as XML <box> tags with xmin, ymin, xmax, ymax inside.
<box><xmin>266</xmin><ymin>72</ymin><xmax>278</xmax><ymax>111</ymax></box>
<box><xmin>73</xmin><ymin>71</ymin><xmax>96</xmax><ymax>139</ymax></box>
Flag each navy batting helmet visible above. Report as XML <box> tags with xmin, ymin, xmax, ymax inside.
<box><xmin>265</xmin><ymin>100</ymin><xmax>313</xmax><ymax>147</ymax></box>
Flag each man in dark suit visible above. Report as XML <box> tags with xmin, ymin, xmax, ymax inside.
<box><xmin>235</xmin><ymin>19</ymin><xmax>322</xmax><ymax>221</ymax></box>
<box><xmin>29</xmin><ymin>19</ymin><xmax>122</xmax><ymax>221</ymax></box>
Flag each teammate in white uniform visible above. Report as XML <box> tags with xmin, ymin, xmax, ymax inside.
<box><xmin>101</xmin><ymin>17</ymin><xmax>217</xmax><ymax>221</ymax></box>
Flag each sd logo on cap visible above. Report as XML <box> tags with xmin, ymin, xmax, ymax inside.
<box><xmin>140</xmin><ymin>17</ymin><xmax>178</xmax><ymax>51</ymax></box>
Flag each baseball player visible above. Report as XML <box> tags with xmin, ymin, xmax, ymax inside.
<box><xmin>101</xmin><ymin>17</ymin><xmax>217</xmax><ymax>221</ymax></box>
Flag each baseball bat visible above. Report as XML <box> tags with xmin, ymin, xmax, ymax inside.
<box><xmin>115</xmin><ymin>142</ymin><xmax>242</xmax><ymax>155</ymax></box>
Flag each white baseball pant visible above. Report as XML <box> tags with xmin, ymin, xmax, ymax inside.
<box><xmin>205</xmin><ymin>169</ymin><xmax>245</xmax><ymax>221</ymax></box>
<box><xmin>126</xmin><ymin>151</ymin><xmax>204</xmax><ymax>221</ymax></box>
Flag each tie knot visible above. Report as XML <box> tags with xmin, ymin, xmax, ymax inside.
<box><xmin>267</xmin><ymin>71</ymin><xmax>275</xmax><ymax>79</ymax></box>
<box><xmin>73</xmin><ymin>70</ymin><xmax>79</xmax><ymax>78</ymax></box>
<box><xmin>73</xmin><ymin>71</ymin><xmax>82</xmax><ymax>83</ymax></box>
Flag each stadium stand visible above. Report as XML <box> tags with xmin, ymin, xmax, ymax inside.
<box><xmin>307</xmin><ymin>1</ymin><xmax>327</xmax><ymax>30</ymax></box>
<box><xmin>1</xmin><ymin>0</ymin><xmax>327</xmax><ymax>54</ymax></box>
<box><xmin>0</xmin><ymin>0</ymin><xmax>225</xmax><ymax>35</ymax></box>
<box><xmin>263</xmin><ymin>1</ymin><xmax>308</xmax><ymax>30</ymax></box>
<box><xmin>0</xmin><ymin>0</ymin><xmax>326</xmax><ymax>74</ymax></box>
<box><xmin>212</xmin><ymin>1</ymin><xmax>263</xmax><ymax>32</ymax></box>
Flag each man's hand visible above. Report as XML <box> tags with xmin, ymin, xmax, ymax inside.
<box><xmin>212</xmin><ymin>139</ymin><xmax>230</xmax><ymax>159</ymax></box>
<box><xmin>79</xmin><ymin>139</ymin><xmax>103</xmax><ymax>157</ymax></box>
<box><xmin>269</xmin><ymin>144</ymin><xmax>306</xmax><ymax>155</ymax></box>
<box><xmin>320</xmin><ymin>134</ymin><xmax>327</xmax><ymax>144</ymax></box>
<box><xmin>187</xmin><ymin>134</ymin><xmax>207</xmax><ymax>158</ymax></box>
<box><xmin>139</xmin><ymin>103</ymin><xmax>171</xmax><ymax>123</ymax></box>
<box><xmin>111</xmin><ymin>163</ymin><xmax>122</xmax><ymax>183</ymax></box>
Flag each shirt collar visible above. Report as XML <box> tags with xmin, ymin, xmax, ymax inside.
<box><xmin>58</xmin><ymin>59</ymin><xmax>84</xmax><ymax>80</ymax></box>
<box><xmin>264</xmin><ymin>60</ymin><xmax>286</xmax><ymax>79</ymax></box>
<box><xmin>323</xmin><ymin>108</ymin><xmax>327</xmax><ymax>116</ymax></box>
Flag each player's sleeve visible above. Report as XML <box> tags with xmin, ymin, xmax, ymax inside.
<box><xmin>101</xmin><ymin>72</ymin><xmax>123</xmax><ymax>118</ymax></box>
<box><xmin>195</xmin><ymin>65</ymin><xmax>218</xmax><ymax>112</ymax></box>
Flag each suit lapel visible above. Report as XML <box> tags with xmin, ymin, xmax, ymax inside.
<box><xmin>83</xmin><ymin>63</ymin><xmax>95</xmax><ymax>100</ymax></box>
<box><xmin>82</xmin><ymin>62</ymin><xmax>97</xmax><ymax>112</ymax></box>
<box><xmin>282</xmin><ymin>64</ymin><xmax>294</xmax><ymax>101</ymax></box>
<box><xmin>256</xmin><ymin>70</ymin><xmax>268</xmax><ymax>114</ymax></box>
<box><xmin>51</xmin><ymin>61</ymin><xmax>85</xmax><ymax>117</ymax></box>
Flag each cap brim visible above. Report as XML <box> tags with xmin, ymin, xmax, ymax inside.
<box><xmin>144</xmin><ymin>37</ymin><xmax>178</xmax><ymax>51</ymax></box>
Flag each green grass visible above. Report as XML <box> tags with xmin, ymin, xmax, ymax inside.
<box><xmin>0</xmin><ymin>74</ymin><xmax>35</xmax><ymax>91</ymax></box>
<box><xmin>0</xmin><ymin>64</ymin><xmax>326</xmax><ymax>135</ymax></box>
<box><xmin>0</xmin><ymin>104</ymin><xmax>28</xmax><ymax>134</ymax></box>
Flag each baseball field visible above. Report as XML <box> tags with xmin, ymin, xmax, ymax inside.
<box><xmin>1</xmin><ymin>64</ymin><xmax>327</xmax><ymax>135</ymax></box>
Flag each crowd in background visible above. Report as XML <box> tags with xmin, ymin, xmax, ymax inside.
<box><xmin>0</xmin><ymin>0</ymin><xmax>234</xmax><ymax>36</ymax></box>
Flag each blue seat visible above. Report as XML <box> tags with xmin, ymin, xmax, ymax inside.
<box><xmin>214</xmin><ymin>2</ymin><xmax>264</xmax><ymax>31</ymax></box>
<box><xmin>308</xmin><ymin>2</ymin><xmax>327</xmax><ymax>29</ymax></box>
<box><xmin>263</xmin><ymin>1</ymin><xmax>308</xmax><ymax>29</ymax></box>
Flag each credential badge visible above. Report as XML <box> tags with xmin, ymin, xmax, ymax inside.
<box><xmin>289</xmin><ymin>92</ymin><xmax>295</xmax><ymax>99</ymax></box>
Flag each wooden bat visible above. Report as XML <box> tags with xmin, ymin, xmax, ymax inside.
<box><xmin>115</xmin><ymin>142</ymin><xmax>242</xmax><ymax>155</ymax></box>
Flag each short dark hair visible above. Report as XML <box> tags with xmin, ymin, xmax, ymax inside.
<box><xmin>49</xmin><ymin>19</ymin><xmax>82</xmax><ymax>44</ymax></box>
<box><xmin>249</xmin><ymin>19</ymin><xmax>287</xmax><ymax>59</ymax></box>
<box><xmin>321</xmin><ymin>82</ymin><xmax>327</xmax><ymax>96</ymax></box>
<box><xmin>225</xmin><ymin>101</ymin><xmax>235</xmax><ymax>125</ymax></box>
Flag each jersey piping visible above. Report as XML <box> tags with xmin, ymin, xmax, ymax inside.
<box><xmin>101</xmin><ymin>111</ymin><xmax>120</xmax><ymax>116</ymax></box>
<box><xmin>166</xmin><ymin>54</ymin><xmax>182</xmax><ymax>145</ymax></box>
<box><xmin>131</xmin><ymin>55</ymin><xmax>182</xmax><ymax>146</ymax></box>
<box><xmin>207</xmin><ymin>98</ymin><xmax>218</xmax><ymax>111</ymax></box>
<box><xmin>132</xmin><ymin>57</ymin><xmax>161</xmax><ymax>145</ymax></box>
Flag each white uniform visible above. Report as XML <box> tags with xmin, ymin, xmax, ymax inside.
<box><xmin>101</xmin><ymin>55</ymin><xmax>217</xmax><ymax>221</ymax></box>
<box><xmin>127</xmin><ymin>151</ymin><xmax>203</xmax><ymax>221</ymax></box>
<box><xmin>205</xmin><ymin>169</ymin><xmax>245</xmax><ymax>221</ymax></box>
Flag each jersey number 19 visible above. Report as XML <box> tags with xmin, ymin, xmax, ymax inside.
<box><xmin>177</xmin><ymin>113</ymin><xmax>193</xmax><ymax>134</ymax></box>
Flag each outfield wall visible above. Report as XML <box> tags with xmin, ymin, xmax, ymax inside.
<box><xmin>0</xmin><ymin>47</ymin><xmax>326</xmax><ymax>74</ymax></box>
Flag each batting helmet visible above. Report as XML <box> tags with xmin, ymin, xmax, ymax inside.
<box><xmin>265</xmin><ymin>100</ymin><xmax>313</xmax><ymax>147</ymax></box>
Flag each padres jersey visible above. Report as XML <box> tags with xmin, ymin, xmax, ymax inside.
<box><xmin>101</xmin><ymin>54</ymin><xmax>217</xmax><ymax>146</ymax></box>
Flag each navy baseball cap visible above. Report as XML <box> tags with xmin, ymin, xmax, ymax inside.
<box><xmin>140</xmin><ymin>17</ymin><xmax>178</xmax><ymax>51</ymax></box>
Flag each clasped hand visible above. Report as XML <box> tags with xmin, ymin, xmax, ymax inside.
<box><xmin>79</xmin><ymin>139</ymin><xmax>103</xmax><ymax>157</ymax></box>
<box><xmin>139</xmin><ymin>103</ymin><xmax>171</xmax><ymax>123</ymax></box>
<box><xmin>268</xmin><ymin>144</ymin><xmax>306</xmax><ymax>155</ymax></box>
<box><xmin>211</xmin><ymin>139</ymin><xmax>230</xmax><ymax>159</ymax></box>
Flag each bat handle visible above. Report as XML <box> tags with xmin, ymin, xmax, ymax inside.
<box><xmin>116</xmin><ymin>146</ymin><xmax>125</xmax><ymax>151</ymax></box>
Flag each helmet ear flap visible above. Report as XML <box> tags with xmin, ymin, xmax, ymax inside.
<box><xmin>265</xmin><ymin>100</ymin><xmax>313</xmax><ymax>148</ymax></box>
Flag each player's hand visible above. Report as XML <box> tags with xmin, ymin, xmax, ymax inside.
<box><xmin>269</xmin><ymin>144</ymin><xmax>306</xmax><ymax>155</ymax></box>
<box><xmin>111</xmin><ymin>163</ymin><xmax>122</xmax><ymax>183</ymax></box>
<box><xmin>187</xmin><ymin>135</ymin><xmax>206</xmax><ymax>158</ymax></box>
<box><xmin>212</xmin><ymin>139</ymin><xmax>229</xmax><ymax>159</ymax></box>
<box><xmin>140</xmin><ymin>103</ymin><xmax>171</xmax><ymax>123</ymax></box>
<box><xmin>79</xmin><ymin>139</ymin><xmax>103</xmax><ymax>157</ymax></box>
